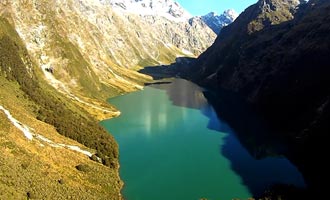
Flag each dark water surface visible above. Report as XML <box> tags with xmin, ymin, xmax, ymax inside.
<box><xmin>101</xmin><ymin>79</ymin><xmax>305</xmax><ymax>200</ymax></box>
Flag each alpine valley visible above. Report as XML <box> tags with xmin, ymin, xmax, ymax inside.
<box><xmin>0</xmin><ymin>0</ymin><xmax>235</xmax><ymax>199</ymax></box>
<box><xmin>1</xmin><ymin>0</ymin><xmax>328</xmax><ymax>199</ymax></box>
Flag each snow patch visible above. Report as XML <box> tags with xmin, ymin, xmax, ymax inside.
<box><xmin>201</xmin><ymin>9</ymin><xmax>238</xmax><ymax>34</ymax></box>
<box><xmin>0</xmin><ymin>105</ymin><xmax>33</xmax><ymax>140</ymax></box>
<box><xmin>181</xmin><ymin>48</ymin><xmax>194</xmax><ymax>56</ymax></box>
<box><xmin>0</xmin><ymin>105</ymin><xmax>93</xmax><ymax>157</ymax></box>
<box><xmin>104</xmin><ymin>0</ymin><xmax>192</xmax><ymax>22</ymax></box>
<box><xmin>164</xmin><ymin>43</ymin><xmax>174</xmax><ymax>49</ymax></box>
<box><xmin>66</xmin><ymin>145</ymin><xmax>93</xmax><ymax>157</ymax></box>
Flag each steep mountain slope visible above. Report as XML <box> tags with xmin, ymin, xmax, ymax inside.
<box><xmin>201</xmin><ymin>9</ymin><xmax>238</xmax><ymax>34</ymax></box>
<box><xmin>0</xmin><ymin>0</ymin><xmax>216</xmax><ymax>118</ymax></box>
<box><xmin>188</xmin><ymin>0</ymin><xmax>301</xmax><ymax>83</ymax></box>
<box><xmin>141</xmin><ymin>0</ymin><xmax>300</xmax><ymax>78</ymax></box>
<box><xmin>182</xmin><ymin>0</ymin><xmax>329</xmax><ymax>197</ymax></box>
<box><xmin>0</xmin><ymin>17</ymin><xmax>122</xmax><ymax>199</ymax></box>
<box><xmin>104</xmin><ymin>0</ymin><xmax>215</xmax><ymax>57</ymax></box>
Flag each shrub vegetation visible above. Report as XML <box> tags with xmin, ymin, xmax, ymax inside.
<box><xmin>0</xmin><ymin>17</ymin><xmax>118</xmax><ymax>167</ymax></box>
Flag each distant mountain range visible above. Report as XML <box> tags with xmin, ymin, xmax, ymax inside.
<box><xmin>104</xmin><ymin>0</ymin><xmax>238</xmax><ymax>34</ymax></box>
<box><xmin>201</xmin><ymin>10</ymin><xmax>238</xmax><ymax>34</ymax></box>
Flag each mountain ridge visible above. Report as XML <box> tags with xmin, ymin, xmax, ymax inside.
<box><xmin>201</xmin><ymin>9</ymin><xmax>238</xmax><ymax>34</ymax></box>
<box><xmin>104</xmin><ymin>0</ymin><xmax>192</xmax><ymax>21</ymax></box>
<box><xmin>0</xmin><ymin>0</ymin><xmax>216</xmax><ymax>118</ymax></box>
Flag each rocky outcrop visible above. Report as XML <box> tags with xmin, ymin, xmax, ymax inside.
<box><xmin>185</xmin><ymin>0</ymin><xmax>302</xmax><ymax>84</ymax></box>
<box><xmin>246</xmin><ymin>0</ymin><xmax>301</xmax><ymax>33</ymax></box>
<box><xmin>106</xmin><ymin>0</ymin><xmax>193</xmax><ymax>21</ymax></box>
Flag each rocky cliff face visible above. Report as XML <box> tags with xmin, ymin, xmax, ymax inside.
<box><xmin>182</xmin><ymin>0</ymin><xmax>329</xmax><ymax>196</ymax></box>
<box><xmin>105</xmin><ymin>0</ymin><xmax>192</xmax><ymax>21</ymax></box>
<box><xmin>188</xmin><ymin>0</ymin><xmax>302</xmax><ymax>84</ymax></box>
<box><xmin>201</xmin><ymin>9</ymin><xmax>238</xmax><ymax>34</ymax></box>
<box><xmin>246</xmin><ymin>0</ymin><xmax>301</xmax><ymax>33</ymax></box>
<box><xmin>188</xmin><ymin>0</ymin><xmax>328</xmax><ymax>126</ymax></box>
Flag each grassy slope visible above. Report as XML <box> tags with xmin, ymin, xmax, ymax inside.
<box><xmin>0</xmin><ymin>77</ymin><xmax>122</xmax><ymax>199</ymax></box>
<box><xmin>0</xmin><ymin>17</ymin><xmax>122</xmax><ymax>199</ymax></box>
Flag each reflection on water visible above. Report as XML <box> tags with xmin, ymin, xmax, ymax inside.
<box><xmin>101</xmin><ymin>79</ymin><xmax>305</xmax><ymax>200</ymax></box>
<box><xmin>203</xmin><ymin>90</ymin><xmax>288</xmax><ymax>160</ymax></box>
<box><xmin>151</xmin><ymin>78</ymin><xmax>208</xmax><ymax>109</ymax></box>
<box><xmin>222</xmin><ymin>132</ymin><xmax>306</xmax><ymax>195</ymax></box>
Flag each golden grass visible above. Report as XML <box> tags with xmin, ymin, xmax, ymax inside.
<box><xmin>0</xmin><ymin>77</ymin><xmax>123</xmax><ymax>200</ymax></box>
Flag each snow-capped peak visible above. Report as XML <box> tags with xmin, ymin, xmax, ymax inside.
<box><xmin>102</xmin><ymin>0</ymin><xmax>192</xmax><ymax>22</ymax></box>
<box><xmin>203</xmin><ymin>9</ymin><xmax>238</xmax><ymax>21</ymax></box>
<box><xmin>223</xmin><ymin>9</ymin><xmax>238</xmax><ymax>21</ymax></box>
<box><xmin>201</xmin><ymin>9</ymin><xmax>238</xmax><ymax>34</ymax></box>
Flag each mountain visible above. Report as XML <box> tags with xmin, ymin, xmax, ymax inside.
<box><xmin>0</xmin><ymin>0</ymin><xmax>216</xmax><ymax>198</ymax></box>
<box><xmin>0</xmin><ymin>0</ymin><xmax>216</xmax><ymax>118</ymax></box>
<box><xmin>186</xmin><ymin>0</ymin><xmax>302</xmax><ymax>83</ymax></box>
<box><xmin>178</xmin><ymin>0</ymin><xmax>329</xmax><ymax>197</ymax></box>
<box><xmin>201</xmin><ymin>9</ymin><xmax>238</xmax><ymax>34</ymax></box>
<box><xmin>104</xmin><ymin>0</ymin><xmax>192</xmax><ymax>21</ymax></box>
<box><xmin>108</xmin><ymin>0</ymin><xmax>239</xmax><ymax>35</ymax></box>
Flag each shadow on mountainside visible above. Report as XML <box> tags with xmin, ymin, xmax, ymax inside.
<box><xmin>138</xmin><ymin>57</ymin><xmax>196</xmax><ymax>80</ymax></box>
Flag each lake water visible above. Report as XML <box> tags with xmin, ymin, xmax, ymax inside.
<box><xmin>101</xmin><ymin>79</ymin><xmax>305</xmax><ymax>200</ymax></box>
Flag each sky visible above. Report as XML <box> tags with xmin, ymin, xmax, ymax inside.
<box><xmin>176</xmin><ymin>0</ymin><xmax>258</xmax><ymax>16</ymax></box>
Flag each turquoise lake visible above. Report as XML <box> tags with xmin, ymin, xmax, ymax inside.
<box><xmin>101</xmin><ymin>79</ymin><xmax>305</xmax><ymax>200</ymax></box>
